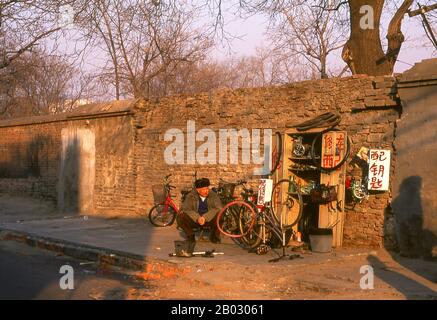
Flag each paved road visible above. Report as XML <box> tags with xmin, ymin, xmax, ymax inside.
<box><xmin>0</xmin><ymin>240</ymin><xmax>152</xmax><ymax>300</ymax></box>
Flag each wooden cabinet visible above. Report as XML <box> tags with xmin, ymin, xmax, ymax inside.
<box><xmin>273</xmin><ymin>128</ymin><xmax>347</xmax><ymax>247</ymax></box>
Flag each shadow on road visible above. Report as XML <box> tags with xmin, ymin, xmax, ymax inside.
<box><xmin>368</xmin><ymin>176</ymin><xmax>437</xmax><ymax>299</ymax></box>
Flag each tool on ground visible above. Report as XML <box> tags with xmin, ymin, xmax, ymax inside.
<box><xmin>269</xmin><ymin>253</ymin><xmax>303</xmax><ymax>263</ymax></box>
<box><xmin>169</xmin><ymin>250</ymin><xmax>224</xmax><ymax>258</ymax></box>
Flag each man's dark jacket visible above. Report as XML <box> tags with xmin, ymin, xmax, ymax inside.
<box><xmin>181</xmin><ymin>190</ymin><xmax>223</xmax><ymax>222</ymax></box>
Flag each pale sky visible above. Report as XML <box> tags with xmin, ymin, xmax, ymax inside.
<box><xmin>58</xmin><ymin>2</ymin><xmax>436</xmax><ymax>99</ymax></box>
<box><xmin>211</xmin><ymin>8</ymin><xmax>436</xmax><ymax>73</ymax></box>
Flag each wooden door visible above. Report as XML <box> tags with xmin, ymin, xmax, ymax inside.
<box><xmin>318</xmin><ymin>131</ymin><xmax>347</xmax><ymax>247</ymax></box>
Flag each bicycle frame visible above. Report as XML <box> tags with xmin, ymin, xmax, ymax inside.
<box><xmin>162</xmin><ymin>191</ymin><xmax>180</xmax><ymax>215</ymax></box>
<box><xmin>251</xmin><ymin>202</ymin><xmax>289</xmax><ymax>247</ymax></box>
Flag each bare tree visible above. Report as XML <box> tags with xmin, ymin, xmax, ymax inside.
<box><xmin>267</xmin><ymin>1</ymin><xmax>348</xmax><ymax>79</ymax></box>
<box><xmin>226</xmin><ymin>47</ymin><xmax>315</xmax><ymax>86</ymax></box>
<box><xmin>0</xmin><ymin>50</ymin><xmax>89</xmax><ymax>119</ymax></box>
<box><xmin>341</xmin><ymin>0</ymin><xmax>414</xmax><ymax>75</ymax></box>
<box><xmin>0</xmin><ymin>0</ymin><xmax>67</xmax><ymax>70</ymax></box>
<box><xmin>407</xmin><ymin>2</ymin><xmax>437</xmax><ymax>50</ymax></box>
<box><xmin>144</xmin><ymin>58</ymin><xmax>235</xmax><ymax>96</ymax></box>
<box><xmin>144</xmin><ymin>47</ymin><xmax>312</xmax><ymax>96</ymax></box>
<box><xmin>75</xmin><ymin>0</ymin><xmax>213</xmax><ymax>99</ymax></box>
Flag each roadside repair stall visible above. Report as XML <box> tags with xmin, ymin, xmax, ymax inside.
<box><xmin>270</xmin><ymin>112</ymin><xmax>392</xmax><ymax>252</ymax></box>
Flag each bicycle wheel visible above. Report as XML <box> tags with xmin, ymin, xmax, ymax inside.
<box><xmin>148</xmin><ymin>203</ymin><xmax>177</xmax><ymax>227</ymax></box>
<box><xmin>216</xmin><ymin>201</ymin><xmax>256</xmax><ymax>238</ymax></box>
<box><xmin>270</xmin><ymin>179</ymin><xmax>303</xmax><ymax>228</ymax></box>
<box><xmin>217</xmin><ymin>205</ymin><xmax>239</xmax><ymax>235</ymax></box>
<box><xmin>239</xmin><ymin>204</ymin><xmax>263</xmax><ymax>249</ymax></box>
<box><xmin>352</xmin><ymin>180</ymin><xmax>367</xmax><ymax>200</ymax></box>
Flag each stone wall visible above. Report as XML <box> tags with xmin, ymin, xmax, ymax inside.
<box><xmin>0</xmin><ymin>75</ymin><xmax>403</xmax><ymax>247</ymax></box>
<box><xmin>133</xmin><ymin>75</ymin><xmax>401</xmax><ymax>248</ymax></box>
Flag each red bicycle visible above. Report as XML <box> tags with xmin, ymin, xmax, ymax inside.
<box><xmin>148</xmin><ymin>174</ymin><xmax>190</xmax><ymax>227</ymax></box>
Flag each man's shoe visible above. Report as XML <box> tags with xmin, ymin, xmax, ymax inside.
<box><xmin>209</xmin><ymin>234</ymin><xmax>221</xmax><ymax>244</ymax></box>
<box><xmin>179</xmin><ymin>240</ymin><xmax>196</xmax><ymax>257</ymax></box>
<box><xmin>177</xmin><ymin>250</ymin><xmax>193</xmax><ymax>257</ymax></box>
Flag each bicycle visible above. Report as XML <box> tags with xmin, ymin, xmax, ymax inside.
<box><xmin>212</xmin><ymin>179</ymin><xmax>248</xmax><ymax>204</ymax></box>
<box><xmin>148</xmin><ymin>174</ymin><xmax>189</xmax><ymax>227</ymax></box>
<box><xmin>212</xmin><ymin>179</ymin><xmax>249</xmax><ymax>238</ymax></box>
<box><xmin>216</xmin><ymin>178</ymin><xmax>303</xmax><ymax>253</ymax></box>
<box><xmin>244</xmin><ymin>178</ymin><xmax>303</xmax><ymax>250</ymax></box>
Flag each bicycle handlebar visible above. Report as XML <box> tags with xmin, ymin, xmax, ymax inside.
<box><xmin>241</xmin><ymin>186</ymin><xmax>254</xmax><ymax>195</ymax></box>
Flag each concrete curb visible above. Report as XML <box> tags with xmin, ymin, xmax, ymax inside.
<box><xmin>0</xmin><ymin>227</ymin><xmax>189</xmax><ymax>277</ymax></box>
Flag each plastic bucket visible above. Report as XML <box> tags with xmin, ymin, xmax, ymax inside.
<box><xmin>309</xmin><ymin>228</ymin><xmax>333</xmax><ymax>253</ymax></box>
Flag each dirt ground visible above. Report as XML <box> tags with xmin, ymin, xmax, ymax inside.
<box><xmin>118</xmin><ymin>248</ymin><xmax>436</xmax><ymax>300</ymax></box>
<box><xmin>3</xmin><ymin>238</ymin><xmax>436</xmax><ymax>300</ymax></box>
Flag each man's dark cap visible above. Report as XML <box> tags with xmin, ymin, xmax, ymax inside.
<box><xmin>195</xmin><ymin>178</ymin><xmax>210</xmax><ymax>189</ymax></box>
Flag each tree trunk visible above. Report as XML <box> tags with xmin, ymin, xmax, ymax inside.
<box><xmin>342</xmin><ymin>0</ymin><xmax>413</xmax><ymax>76</ymax></box>
<box><xmin>320</xmin><ymin>55</ymin><xmax>328</xmax><ymax>79</ymax></box>
<box><xmin>343</xmin><ymin>0</ymin><xmax>390</xmax><ymax>75</ymax></box>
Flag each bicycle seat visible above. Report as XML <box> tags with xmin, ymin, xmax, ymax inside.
<box><xmin>180</xmin><ymin>189</ymin><xmax>191</xmax><ymax>196</ymax></box>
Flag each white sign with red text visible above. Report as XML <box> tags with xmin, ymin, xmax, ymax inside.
<box><xmin>257</xmin><ymin>179</ymin><xmax>273</xmax><ymax>205</ymax></box>
<box><xmin>367</xmin><ymin>149</ymin><xmax>391</xmax><ymax>191</ymax></box>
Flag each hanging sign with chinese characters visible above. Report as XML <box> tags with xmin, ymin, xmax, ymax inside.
<box><xmin>257</xmin><ymin>179</ymin><xmax>273</xmax><ymax>206</ymax></box>
<box><xmin>321</xmin><ymin>131</ymin><xmax>347</xmax><ymax>169</ymax></box>
<box><xmin>367</xmin><ymin>149</ymin><xmax>391</xmax><ymax>191</ymax></box>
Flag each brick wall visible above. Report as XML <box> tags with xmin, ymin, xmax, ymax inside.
<box><xmin>92</xmin><ymin>116</ymin><xmax>136</xmax><ymax>215</ymax></box>
<box><xmin>0</xmin><ymin>75</ymin><xmax>402</xmax><ymax>247</ymax></box>
<box><xmin>0</xmin><ymin>122</ymin><xmax>63</xmax><ymax>202</ymax></box>
<box><xmin>0</xmin><ymin>114</ymin><xmax>136</xmax><ymax>215</ymax></box>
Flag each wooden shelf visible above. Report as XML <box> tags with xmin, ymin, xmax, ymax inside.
<box><xmin>273</xmin><ymin>129</ymin><xmax>347</xmax><ymax>248</ymax></box>
<box><xmin>289</xmin><ymin>157</ymin><xmax>320</xmax><ymax>160</ymax></box>
<box><xmin>288</xmin><ymin>168</ymin><xmax>319</xmax><ymax>172</ymax></box>
<box><xmin>286</xmin><ymin>192</ymin><xmax>301</xmax><ymax>196</ymax></box>
<box><xmin>285</xmin><ymin>127</ymin><xmax>333</xmax><ymax>135</ymax></box>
